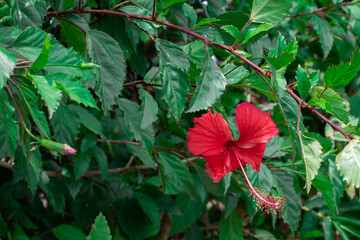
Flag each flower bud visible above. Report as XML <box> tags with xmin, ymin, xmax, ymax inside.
<box><xmin>40</xmin><ymin>139</ymin><xmax>77</xmax><ymax>155</ymax></box>
<box><xmin>80</xmin><ymin>63</ymin><xmax>100</xmax><ymax>70</ymax></box>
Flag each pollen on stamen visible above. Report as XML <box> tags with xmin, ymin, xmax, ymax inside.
<box><xmin>249</xmin><ymin>187</ymin><xmax>286</xmax><ymax>214</ymax></box>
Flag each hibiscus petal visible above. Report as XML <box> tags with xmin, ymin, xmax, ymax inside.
<box><xmin>233</xmin><ymin>143</ymin><xmax>266</xmax><ymax>172</ymax></box>
<box><xmin>188</xmin><ymin>112</ymin><xmax>233</xmax><ymax>156</ymax></box>
<box><xmin>204</xmin><ymin>148</ymin><xmax>239</xmax><ymax>183</ymax></box>
<box><xmin>235</xmin><ymin>102</ymin><xmax>278</xmax><ymax>147</ymax></box>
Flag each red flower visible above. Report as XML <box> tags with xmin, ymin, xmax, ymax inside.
<box><xmin>188</xmin><ymin>102</ymin><xmax>285</xmax><ymax>213</ymax></box>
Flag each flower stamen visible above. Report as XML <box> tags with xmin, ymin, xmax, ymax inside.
<box><xmin>231</xmin><ymin>145</ymin><xmax>286</xmax><ymax>214</ymax></box>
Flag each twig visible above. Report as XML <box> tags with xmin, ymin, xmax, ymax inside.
<box><xmin>152</xmin><ymin>0</ymin><xmax>157</xmax><ymax>20</ymax></box>
<box><xmin>286</xmin><ymin>1</ymin><xmax>358</xmax><ymax>18</ymax></box>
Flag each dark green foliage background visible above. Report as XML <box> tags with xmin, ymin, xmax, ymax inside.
<box><xmin>1</xmin><ymin>0</ymin><xmax>360</xmax><ymax>239</ymax></box>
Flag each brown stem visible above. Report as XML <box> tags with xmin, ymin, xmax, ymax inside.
<box><xmin>286</xmin><ymin>1</ymin><xmax>358</xmax><ymax>18</ymax></box>
<box><xmin>318</xmin><ymin>87</ymin><xmax>328</xmax><ymax>98</ymax></box>
<box><xmin>56</xmin><ymin>15</ymin><xmax>87</xmax><ymax>33</ymax></box>
<box><xmin>16</xmin><ymin>61</ymin><xmax>34</xmax><ymax>66</ymax></box>
<box><xmin>286</xmin><ymin>87</ymin><xmax>352</xmax><ymax>140</ymax></box>
<box><xmin>152</xmin><ymin>0</ymin><xmax>157</xmax><ymax>20</ymax></box>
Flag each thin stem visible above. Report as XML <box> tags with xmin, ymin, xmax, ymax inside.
<box><xmin>56</xmin><ymin>15</ymin><xmax>86</xmax><ymax>33</ymax></box>
<box><xmin>16</xmin><ymin>61</ymin><xmax>34</xmax><ymax>66</ymax></box>
<box><xmin>318</xmin><ymin>87</ymin><xmax>328</xmax><ymax>99</ymax></box>
<box><xmin>14</xmin><ymin>65</ymin><xmax>31</xmax><ymax>69</ymax></box>
<box><xmin>255</xmin><ymin>69</ymin><xmax>274</xmax><ymax>94</ymax></box>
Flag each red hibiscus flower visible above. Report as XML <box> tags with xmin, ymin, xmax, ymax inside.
<box><xmin>188</xmin><ymin>102</ymin><xmax>285</xmax><ymax>213</ymax></box>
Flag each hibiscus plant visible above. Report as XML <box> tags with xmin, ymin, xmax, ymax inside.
<box><xmin>1</xmin><ymin>0</ymin><xmax>360</xmax><ymax>239</ymax></box>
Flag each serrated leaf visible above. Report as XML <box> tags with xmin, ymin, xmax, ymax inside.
<box><xmin>219</xmin><ymin>210</ymin><xmax>244</xmax><ymax>240</ymax></box>
<box><xmin>127</xmin><ymin>145</ymin><xmax>156</xmax><ymax>168</ymax></box>
<box><xmin>31</xmin><ymin>35</ymin><xmax>51</xmax><ymax>70</ymax></box>
<box><xmin>309</xmin><ymin>87</ymin><xmax>350</xmax><ymax>124</ymax></box>
<box><xmin>312</xmin><ymin>14</ymin><xmax>333</xmax><ymax>60</ymax></box>
<box><xmin>182</xmin><ymin>3</ymin><xmax>197</xmax><ymax>28</ymax></box>
<box><xmin>221</xmin><ymin>25</ymin><xmax>242</xmax><ymax>42</ymax></box>
<box><xmin>158</xmin><ymin>152</ymin><xmax>196</xmax><ymax>197</ymax></box>
<box><xmin>298</xmin><ymin>131</ymin><xmax>323</xmax><ymax>193</ymax></box>
<box><xmin>134</xmin><ymin>192</ymin><xmax>160</xmax><ymax>227</ymax></box>
<box><xmin>76</xmin><ymin>107</ymin><xmax>105</xmax><ymax>139</ymax></box>
<box><xmin>265</xmin><ymin>52</ymin><xmax>295</xmax><ymax>70</ymax></box>
<box><xmin>187</xmin><ymin>53</ymin><xmax>227</xmax><ymax>112</ymax></box>
<box><xmin>51</xmin><ymin>105</ymin><xmax>80</xmax><ymax>145</ymax></box>
<box><xmin>156</xmin><ymin>39</ymin><xmax>190</xmax><ymax>71</ymax></box>
<box><xmin>296</xmin><ymin>65</ymin><xmax>312</xmax><ymax>100</ymax></box>
<box><xmin>9</xmin><ymin>0</ymin><xmax>47</xmax><ymax>30</ymax></box>
<box><xmin>88</xmin><ymin>213</ymin><xmax>111</xmax><ymax>240</ymax></box>
<box><xmin>133</xmin><ymin>19</ymin><xmax>158</xmax><ymax>38</ymax></box>
<box><xmin>19</xmin><ymin>86</ymin><xmax>51</xmax><ymax>138</ymax></box>
<box><xmin>221</xmin><ymin>64</ymin><xmax>249</xmax><ymax>85</ymax></box>
<box><xmin>53</xmin><ymin>225</ymin><xmax>86</xmax><ymax>240</ymax></box>
<box><xmin>0</xmin><ymin>48</ymin><xmax>17</xmax><ymax>89</ymax></box>
<box><xmin>74</xmin><ymin>151</ymin><xmax>91</xmax><ymax>179</ymax></box>
<box><xmin>47</xmin><ymin>73</ymin><xmax>98</xmax><ymax>109</ymax></box>
<box><xmin>0</xmin><ymin>27</ymin><xmax>21</xmax><ymax>47</ymax></box>
<box><xmin>118</xmin><ymin>98</ymin><xmax>154</xmax><ymax>152</ymax></box>
<box><xmin>0</xmin><ymin>89</ymin><xmax>17</xmax><ymax>158</ymax></box>
<box><xmin>59</xmin><ymin>15</ymin><xmax>88</xmax><ymax>54</ymax></box>
<box><xmin>30</xmin><ymin>75</ymin><xmax>61</xmax><ymax>119</ymax></box>
<box><xmin>92</xmin><ymin>146</ymin><xmax>108</xmax><ymax>179</ymax></box>
<box><xmin>263</xmin><ymin>135</ymin><xmax>286</xmax><ymax>158</ymax></box>
<box><xmin>246</xmin><ymin>163</ymin><xmax>274</xmax><ymax>192</ymax></box>
<box><xmin>274</xmin><ymin>172</ymin><xmax>301</xmax><ymax>232</ymax></box>
<box><xmin>336</xmin><ymin>139</ymin><xmax>360</xmax><ymax>188</ymax></box>
<box><xmin>182</xmin><ymin>40</ymin><xmax>212</xmax><ymax>69</ymax></box>
<box><xmin>243</xmin><ymin>23</ymin><xmax>275</xmax><ymax>43</ymax></box>
<box><xmin>324</xmin><ymin>47</ymin><xmax>360</xmax><ymax>88</ymax></box>
<box><xmin>139</xmin><ymin>85</ymin><xmax>158</xmax><ymax>129</ymax></box>
<box><xmin>87</xmin><ymin>30</ymin><xmax>126</xmax><ymax>112</ymax></box>
<box><xmin>12</xmin><ymin>27</ymin><xmax>46</xmax><ymax>60</ymax></box>
<box><xmin>250</xmin><ymin>0</ymin><xmax>293</xmax><ymax>24</ymax></box>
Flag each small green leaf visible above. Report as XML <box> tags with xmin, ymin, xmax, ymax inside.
<box><xmin>322</xmin><ymin>218</ymin><xmax>334</xmax><ymax>240</ymax></box>
<box><xmin>53</xmin><ymin>225</ymin><xmax>86</xmax><ymax>240</ymax></box>
<box><xmin>88</xmin><ymin>213</ymin><xmax>111</xmax><ymax>240</ymax></box>
<box><xmin>30</xmin><ymin>75</ymin><xmax>62</xmax><ymax>119</ymax></box>
<box><xmin>221</xmin><ymin>64</ymin><xmax>249</xmax><ymax>85</ymax></box>
<box><xmin>19</xmin><ymin>86</ymin><xmax>51</xmax><ymax>138</ymax></box>
<box><xmin>74</xmin><ymin>151</ymin><xmax>92</xmax><ymax>179</ymax></box>
<box><xmin>59</xmin><ymin>15</ymin><xmax>88</xmax><ymax>54</ymax></box>
<box><xmin>158</xmin><ymin>152</ymin><xmax>196</xmax><ymax>197</ymax></box>
<box><xmin>324</xmin><ymin>47</ymin><xmax>360</xmax><ymax>88</ymax></box>
<box><xmin>312</xmin><ymin>14</ymin><xmax>333</xmax><ymax>60</ymax></box>
<box><xmin>242</xmin><ymin>23</ymin><xmax>275</xmax><ymax>43</ymax></box>
<box><xmin>9</xmin><ymin>0</ymin><xmax>47</xmax><ymax>30</ymax></box>
<box><xmin>221</xmin><ymin>25</ymin><xmax>242</xmax><ymax>42</ymax></box>
<box><xmin>31</xmin><ymin>35</ymin><xmax>51</xmax><ymax>70</ymax></box>
<box><xmin>328</xmin><ymin>156</ymin><xmax>345</xmax><ymax>214</ymax></box>
<box><xmin>156</xmin><ymin>39</ymin><xmax>190</xmax><ymax>72</ymax></box>
<box><xmin>0</xmin><ymin>48</ymin><xmax>17</xmax><ymax>89</ymax></box>
<box><xmin>134</xmin><ymin>192</ymin><xmax>160</xmax><ymax>227</ymax></box>
<box><xmin>51</xmin><ymin>105</ymin><xmax>80</xmax><ymax>145</ymax></box>
<box><xmin>219</xmin><ymin>210</ymin><xmax>244</xmax><ymax>240</ymax></box>
<box><xmin>187</xmin><ymin>53</ymin><xmax>227</xmax><ymax>112</ymax></box>
<box><xmin>336</xmin><ymin>139</ymin><xmax>360</xmax><ymax>188</ymax></box>
<box><xmin>311</xmin><ymin>172</ymin><xmax>336</xmax><ymax>216</ymax></box>
<box><xmin>139</xmin><ymin>85</ymin><xmax>158</xmax><ymax>129</ymax></box>
<box><xmin>250</xmin><ymin>0</ymin><xmax>293</xmax><ymax>24</ymax></box>
<box><xmin>127</xmin><ymin>145</ymin><xmax>156</xmax><ymax>168</ymax></box>
<box><xmin>12</xmin><ymin>27</ymin><xmax>46</xmax><ymax>60</ymax></box>
<box><xmin>246</xmin><ymin>163</ymin><xmax>274</xmax><ymax>193</ymax></box>
<box><xmin>76</xmin><ymin>107</ymin><xmax>105</xmax><ymax>139</ymax></box>
<box><xmin>48</xmin><ymin>73</ymin><xmax>98</xmax><ymax>109</ymax></box>
<box><xmin>296</xmin><ymin>65</ymin><xmax>312</xmax><ymax>100</ymax></box>
<box><xmin>92</xmin><ymin>146</ymin><xmax>108</xmax><ymax>179</ymax></box>
<box><xmin>87</xmin><ymin>30</ymin><xmax>126</xmax><ymax>113</ymax></box>
<box><xmin>0</xmin><ymin>89</ymin><xmax>17</xmax><ymax>157</ymax></box>
<box><xmin>182</xmin><ymin>3</ymin><xmax>197</xmax><ymax>28</ymax></box>
<box><xmin>298</xmin><ymin>131</ymin><xmax>323</xmax><ymax>193</ymax></box>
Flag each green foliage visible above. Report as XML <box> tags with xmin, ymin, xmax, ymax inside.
<box><xmin>1</xmin><ymin>0</ymin><xmax>360</xmax><ymax>239</ymax></box>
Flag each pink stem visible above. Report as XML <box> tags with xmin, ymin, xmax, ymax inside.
<box><xmin>231</xmin><ymin>145</ymin><xmax>282</xmax><ymax>207</ymax></box>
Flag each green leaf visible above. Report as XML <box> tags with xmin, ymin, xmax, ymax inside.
<box><xmin>322</xmin><ymin>218</ymin><xmax>334</xmax><ymax>240</ymax></box>
<box><xmin>221</xmin><ymin>25</ymin><xmax>242</xmax><ymax>42</ymax></box>
<box><xmin>309</xmin><ymin>87</ymin><xmax>350</xmax><ymax>124</ymax></box>
<box><xmin>139</xmin><ymin>85</ymin><xmax>158</xmax><ymax>129</ymax></box>
<box><xmin>298</xmin><ymin>131</ymin><xmax>323</xmax><ymax>193</ymax></box>
<box><xmin>30</xmin><ymin>75</ymin><xmax>61</xmax><ymax>119</ymax></box>
<box><xmin>19</xmin><ymin>86</ymin><xmax>51</xmax><ymax>138</ymax></box>
<box><xmin>242</xmin><ymin>23</ymin><xmax>275</xmax><ymax>43</ymax></box>
<box><xmin>76</xmin><ymin>107</ymin><xmax>105</xmax><ymax>139</ymax></box>
<box><xmin>12</xmin><ymin>27</ymin><xmax>46</xmax><ymax>60</ymax></box>
<box><xmin>187</xmin><ymin>53</ymin><xmax>227</xmax><ymax>112</ymax></box>
<box><xmin>9</xmin><ymin>0</ymin><xmax>47</xmax><ymax>30</ymax></box>
<box><xmin>158</xmin><ymin>152</ymin><xmax>196</xmax><ymax>197</ymax></box>
<box><xmin>336</xmin><ymin>139</ymin><xmax>360</xmax><ymax>188</ymax></box>
<box><xmin>311</xmin><ymin>172</ymin><xmax>336</xmax><ymax>216</ymax></box>
<box><xmin>0</xmin><ymin>27</ymin><xmax>21</xmax><ymax>47</ymax></box>
<box><xmin>47</xmin><ymin>73</ymin><xmax>98</xmax><ymax>109</ymax></box>
<box><xmin>162</xmin><ymin>0</ymin><xmax>186</xmax><ymax>9</ymax></box>
<box><xmin>250</xmin><ymin>0</ymin><xmax>293</xmax><ymax>24</ymax></box>
<box><xmin>59</xmin><ymin>15</ymin><xmax>88</xmax><ymax>54</ymax></box>
<box><xmin>265</xmin><ymin>52</ymin><xmax>295</xmax><ymax>70</ymax></box>
<box><xmin>53</xmin><ymin>225</ymin><xmax>86</xmax><ymax>240</ymax></box>
<box><xmin>118</xmin><ymin>98</ymin><xmax>154</xmax><ymax>152</ymax></box>
<box><xmin>274</xmin><ymin>172</ymin><xmax>301</xmax><ymax>232</ymax></box>
<box><xmin>328</xmin><ymin>156</ymin><xmax>344</xmax><ymax>215</ymax></box>
<box><xmin>194</xmin><ymin>164</ymin><xmax>231</xmax><ymax>196</ymax></box>
<box><xmin>246</xmin><ymin>163</ymin><xmax>274</xmax><ymax>193</ymax></box>
<box><xmin>74</xmin><ymin>151</ymin><xmax>92</xmax><ymax>179</ymax></box>
<box><xmin>156</xmin><ymin>39</ymin><xmax>190</xmax><ymax>71</ymax></box>
<box><xmin>134</xmin><ymin>192</ymin><xmax>160</xmax><ymax>228</ymax></box>
<box><xmin>31</xmin><ymin>35</ymin><xmax>51</xmax><ymax>70</ymax></box>
<box><xmin>0</xmin><ymin>89</ymin><xmax>17</xmax><ymax>157</ymax></box>
<box><xmin>88</xmin><ymin>213</ymin><xmax>111</xmax><ymax>240</ymax></box>
<box><xmin>182</xmin><ymin>3</ymin><xmax>197</xmax><ymax>28</ymax></box>
<box><xmin>312</xmin><ymin>14</ymin><xmax>333</xmax><ymax>60</ymax></box>
<box><xmin>92</xmin><ymin>146</ymin><xmax>108</xmax><ymax>179</ymax></box>
<box><xmin>133</xmin><ymin>19</ymin><xmax>158</xmax><ymax>38</ymax></box>
<box><xmin>219</xmin><ymin>210</ymin><xmax>244</xmax><ymax>240</ymax></box>
<box><xmin>182</xmin><ymin>40</ymin><xmax>212</xmax><ymax>69</ymax></box>
<box><xmin>195</xmin><ymin>18</ymin><xmax>220</xmax><ymax>28</ymax></box>
<box><xmin>263</xmin><ymin>135</ymin><xmax>286</xmax><ymax>158</ymax></box>
<box><xmin>296</xmin><ymin>65</ymin><xmax>312</xmax><ymax>100</ymax></box>
<box><xmin>324</xmin><ymin>47</ymin><xmax>360</xmax><ymax>88</ymax></box>
<box><xmin>87</xmin><ymin>30</ymin><xmax>126</xmax><ymax>113</ymax></box>
<box><xmin>221</xmin><ymin>64</ymin><xmax>249</xmax><ymax>85</ymax></box>
<box><xmin>127</xmin><ymin>145</ymin><xmax>156</xmax><ymax>168</ymax></box>
<box><xmin>333</xmin><ymin>222</ymin><xmax>351</xmax><ymax>240</ymax></box>
<box><xmin>0</xmin><ymin>48</ymin><xmax>17</xmax><ymax>89</ymax></box>
<box><xmin>13</xmin><ymin>147</ymin><xmax>42</xmax><ymax>194</ymax></box>
<box><xmin>51</xmin><ymin>105</ymin><xmax>80</xmax><ymax>145</ymax></box>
